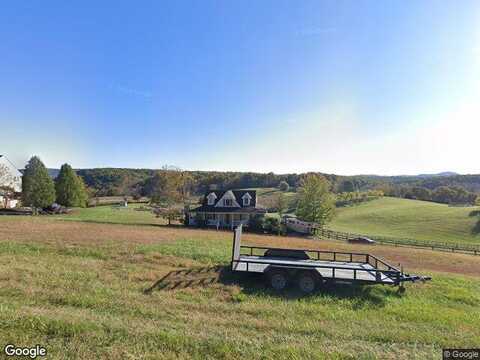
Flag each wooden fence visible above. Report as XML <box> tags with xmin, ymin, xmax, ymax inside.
<box><xmin>316</xmin><ymin>228</ymin><xmax>480</xmax><ymax>256</ymax></box>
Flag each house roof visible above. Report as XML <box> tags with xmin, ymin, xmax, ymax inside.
<box><xmin>191</xmin><ymin>205</ymin><xmax>266</xmax><ymax>214</ymax></box>
<box><xmin>0</xmin><ymin>155</ymin><xmax>22</xmax><ymax>176</ymax></box>
<box><xmin>191</xmin><ymin>189</ymin><xmax>265</xmax><ymax>213</ymax></box>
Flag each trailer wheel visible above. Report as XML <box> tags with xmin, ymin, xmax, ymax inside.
<box><xmin>267</xmin><ymin>269</ymin><xmax>289</xmax><ymax>291</ymax></box>
<box><xmin>298</xmin><ymin>271</ymin><xmax>318</xmax><ymax>294</ymax></box>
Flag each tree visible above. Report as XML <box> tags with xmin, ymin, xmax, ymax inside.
<box><xmin>149</xmin><ymin>168</ymin><xmax>194</xmax><ymax>225</ymax></box>
<box><xmin>22</xmin><ymin>156</ymin><xmax>56</xmax><ymax>213</ymax></box>
<box><xmin>55</xmin><ymin>163</ymin><xmax>89</xmax><ymax>207</ymax></box>
<box><xmin>0</xmin><ymin>164</ymin><xmax>17</xmax><ymax>208</ymax></box>
<box><xmin>278</xmin><ymin>181</ymin><xmax>290</xmax><ymax>192</ymax></box>
<box><xmin>273</xmin><ymin>194</ymin><xmax>288</xmax><ymax>235</ymax></box>
<box><xmin>149</xmin><ymin>169</ymin><xmax>183</xmax><ymax>206</ymax></box>
<box><xmin>274</xmin><ymin>193</ymin><xmax>288</xmax><ymax>217</ymax></box>
<box><xmin>153</xmin><ymin>207</ymin><xmax>184</xmax><ymax>225</ymax></box>
<box><xmin>431</xmin><ymin>186</ymin><xmax>475</xmax><ymax>205</ymax></box>
<box><xmin>405</xmin><ymin>186</ymin><xmax>432</xmax><ymax>201</ymax></box>
<box><xmin>296</xmin><ymin>174</ymin><xmax>335</xmax><ymax>226</ymax></box>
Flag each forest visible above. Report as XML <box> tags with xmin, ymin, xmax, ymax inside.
<box><xmin>70</xmin><ymin>168</ymin><xmax>480</xmax><ymax>206</ymax></box>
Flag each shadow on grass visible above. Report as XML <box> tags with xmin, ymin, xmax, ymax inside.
<box><xmin>144</xmin><ymin>266</ymin><xmax>400</xmax><ymax>307</ymax></box>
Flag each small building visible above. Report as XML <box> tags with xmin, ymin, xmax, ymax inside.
<box><xmin>0</xmin><ymin>155</ymin><xmax>22</xmax><ymax>208</ymax></box>
<box><xmin>188</xmin><ymin>190</ymin><xmax>266</xmax><ymax>229</ymax></box>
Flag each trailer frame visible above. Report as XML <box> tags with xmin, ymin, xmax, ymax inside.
<box><xmin>230</xmin><ymin>225</ymin><xmax>431</xmax><ymax>291</ymax></box>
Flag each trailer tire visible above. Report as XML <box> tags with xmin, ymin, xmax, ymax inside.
<box><xmin>266</xmin><ymin>269</ymin><xmax>289</xmax><ymax>291</ymax></box>
<box><xmin>297</xmin><ymin>271</ymin><xmax>319</xmax><ymax>294</ymax></box>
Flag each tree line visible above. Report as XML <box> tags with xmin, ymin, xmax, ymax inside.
<box><xmin>16</xmin><ymin>160</ymin><xmax>480</xmax><ymax>208</ymax></box>
<box><xmin>74</xmin><ymin>168</ymin><xmax>342</xmax><ymax>197</ymax></box>
<box><xmin>21</xmin><ymin>156</ymin><xmax>88</xmax><ymax>213</ymax></box>
<box><xmin>380</xmin><ymin>184</ymin><xmax>478</xmax><ymax>205</ymax></box>
<box><xmin>72</xmin><ymin>167</ymin><xmax>480</xmax><ymax>206</ymax></box>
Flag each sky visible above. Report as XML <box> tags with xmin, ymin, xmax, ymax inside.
<box><xmin>1</xmin><ymin>0</ymin><xmax>479</xmax><ymax>175</ymax></box>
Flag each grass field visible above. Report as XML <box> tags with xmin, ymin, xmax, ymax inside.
<box><xmin>253</xmin><ymin>187</ymin><xmax>297</xmax><ymax>210</ymax></box>
<box><xmin>55</xmin><ymin>203</ymin><xmax>166</xmax><ymax>226</ymax></box>
<box><xmin>1</xmin><ymin>216</ymin><xmax>479</xmax><ymax>359</ymax></box>
<box><xmin>329</xmin><ymin>197</ymin><xmax>480</xmax><ymax>246</ymax></box>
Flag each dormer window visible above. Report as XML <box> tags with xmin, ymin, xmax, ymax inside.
<box><xmin>242</xmin><ymin>192</ymin><xmax>252</xmax><ymax>206</ymax></box>
<box><xmin>213</xmin><ymin>190</ymin><xmax>241</xmax><ymax>208</ymax></box>
<box><xmin>207</xmin><ymin>193</ymin><xmax>217</xmax><ymax>205</ymax></box>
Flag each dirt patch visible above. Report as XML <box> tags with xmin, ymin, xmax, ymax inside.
<box><xmin>0</xmin><ymin>218</ymin><xmax>226</xmax><ymax>246</ymax></box>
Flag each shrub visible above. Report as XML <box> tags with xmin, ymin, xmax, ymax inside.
<box><xmin>194</xmin><ymin>213</ymin><xmax>207</xmax><ymax>228</ymax></box>
<box><xmin>263</xmin><ymin>217</ymin><xmax>282</xmax><ymax>234</ymax></box>
<box><xmin>248</xmin><ymin>215</ymin><xmax>265</xmax><ymax>233</ymax></box>
<box><xmin>278</xmin><ymin>181</ymin><xmax>290</xmax><ymax>192</ymax></box>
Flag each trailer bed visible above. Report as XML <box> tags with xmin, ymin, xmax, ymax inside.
<box><xmin>234</xmin><ymin>255</ymin><xmax>395</xmax><ymax>283</ymax></box>
<box><xmin>231</xmin><ymin>225</ymin><xmax>431</xmax><ymax>288</ymax></box>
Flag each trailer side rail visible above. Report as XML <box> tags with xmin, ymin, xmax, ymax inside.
<box><xmin>232</xmin><ymin>256</ymin><xmax>403</xmax><ymax>284</ymax></box>
<box><xmin>239</xmin><ymin>245</ymin><xmax>400</xmax><ymax>272</ymax></box>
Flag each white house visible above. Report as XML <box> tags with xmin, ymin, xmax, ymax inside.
<box><xmin>0</xmin><ymin>155</ymin><xmax>22</xmax><ymax>208</ymax></box>
<box><xmin>188</xmin><ymin>190</ymin><xmax>266</xmax><ymax>228</ymax></box>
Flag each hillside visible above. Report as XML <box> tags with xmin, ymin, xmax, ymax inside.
<box><xmin>329</xmin><ymin>197</ymin><xmax>480</xmax><ymax>245</ymax></box>
<box><xmin>251</xmin><ymin>187</ymin><xmax>297</xmax><ymax>210</ymax></box>
<box><xmin>42</xmin><ymin>167</ymin><xmax>480</xmax><ymax>197</ymax></box>
<box><xmin>1</xmin><ymin>216</ymin><xmax>479</xmax><ymax>359</ymax></box>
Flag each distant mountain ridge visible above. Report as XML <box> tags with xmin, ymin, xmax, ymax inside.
<box><xmin>39</xmin><ymin>167</ymin><xmax>479</xmax><ymax>198</ymax></box>
<box><xmin>417</xmin><ymin>172</ymin><xmax>459</xmax><ymax>178</ymax></box>
<box><xmin>45</xmin><ymin>168</ymin><xmax>462</xmax><ymax>179</ymax></box>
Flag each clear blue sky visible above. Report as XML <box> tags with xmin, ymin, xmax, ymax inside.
<box><xmin>1</xmin><ymin>1</ymin><xmax>479</xmax><ymax>175</ymax></box>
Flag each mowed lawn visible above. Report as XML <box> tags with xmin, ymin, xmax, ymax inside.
<box><xmin>329</xmin><ymin>197</ymin><xmax>480</xmax><ymax>246</ymax></box>
<box><xmin>0</xmin><ymin>216</ymin><xmax>479</xmax><ymax>359</ymax></box>
<box><xmin>54</xmin><ymin>203</ymin><xmax>166</xmax><ymax>226</ymax></box>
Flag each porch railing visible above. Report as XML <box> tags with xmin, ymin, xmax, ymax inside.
<box><xmin>232</xmin><ymin>220</ymin><xmax>249</xmax><ymax>227</ymax></box>
<box><xmin>205</xmin><ymin>219</ymin><xmax>249</xmax><ymax>228</ymax></box>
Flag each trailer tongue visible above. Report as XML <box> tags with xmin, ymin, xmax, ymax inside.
<box><xmin>231</xmin><ymin>225</ymin><xmax>431</xmax><ymax>293</ymax></box>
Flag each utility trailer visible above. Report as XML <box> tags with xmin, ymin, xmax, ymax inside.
<box><xmin>231</xmin><ymin>225</ymin><xmax>431</xmax><ymax>293</ymax></box>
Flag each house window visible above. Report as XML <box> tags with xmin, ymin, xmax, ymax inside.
<box><xmin>224</xmin><ymin>199</ymin><xmax>233</xmax><ymax>206</ymax></box>
<box><xmin>242</xmin><ymin>192</ymin><xmax>252</xmax><ymax>207</ymax></box>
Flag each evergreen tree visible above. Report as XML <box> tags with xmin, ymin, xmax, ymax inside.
<box><xmin>22</xmin><ymin>156</ymin><xmax>56</xmax><ymax>212</ymax></box>
<box><xmin>55</xmin><ymin>163</ymin><xmax>88</xmax><ymax>207</ymax></box>
<box><xmin>296</xmin><ymin>174</ymin><xmax>335</xmax><ymax>226</ymax></box>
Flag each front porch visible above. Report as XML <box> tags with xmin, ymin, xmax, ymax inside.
<box><xmin>189</xmin><ymin>212</ymin><xmax>252</xmax><ymax>228</ymax></box>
